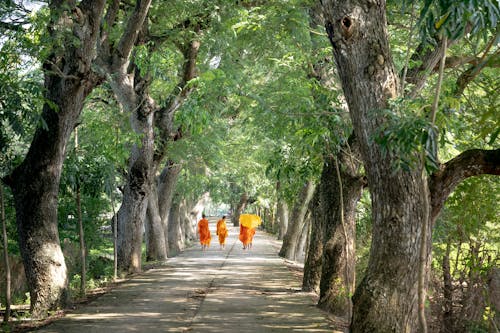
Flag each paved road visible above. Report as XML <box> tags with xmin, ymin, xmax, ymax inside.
<box><xmin>35</xmin><ymin>220</ymin><xmax>336</xmax><ymax>332</ymax></box>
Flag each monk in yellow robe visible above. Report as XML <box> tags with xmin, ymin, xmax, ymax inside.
<box><xmin>198</xmin><ymin>214</ymin><xmax>211</xmax><ymax>251</ymax></box>
<box><xmin>239</xmin><ymin>224</ymin><xmax>255</xmax><ymax>250</ymax></box>
<box><xmin>216</xmin><ymin>215</ymin><xmax>229</xmax><ymax>249</ymax></box>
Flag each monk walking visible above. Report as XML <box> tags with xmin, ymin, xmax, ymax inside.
<box><xmin>216</xmin><ymin>215</ymin><xmax>229</xmax><ymax>249</ymax></box>
<box><xmin>198</xmin><ymin>214</ymin><xmax>211</xmax><ymax>251</ymax></box>
<box><xmin>239</xmin><ymin>224</ymin><xmax>255</xmax><ymax>250</ymax></box>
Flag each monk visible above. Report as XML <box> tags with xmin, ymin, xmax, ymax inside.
<box><xmin>239</xmin><ymin>224</ymin><xmax>256</xmax><ymax>250</ymax></box>
<box><xmin>198</xmin><ymin>214</ymin><xmax>211</xmax><ymax>251</ymax></box>
<box><xmin>216</xmin><ymin>215</ymin><xmax>229</xmax><ymax>249</ymax></box>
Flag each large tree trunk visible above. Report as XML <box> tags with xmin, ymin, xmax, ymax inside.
<box><xmin>294</xmin><ymin>211</ymin><xmax>311</xmax><ymax>263</ymax></box>
<box><xmin>145</xmin><ymin>183</ymin><xmax>167</xmax><ymax>261</ymax></box>
<box><xmin>3</xmin><ymin>1</ymin><xmax>106</xmax><ymax>318</ymax></box>
<box><xmin>232</xmin><ymin>193</ymin><xmax>249</xmax><ymax>227</ymax></box>
<box><xmin>279</xmin><ymin>181</ymin><xmax>316</xmax><ymax>261</ymax></box>
<box><xmin>276</xmin><ymin>199</ymin><xmax>289</xmax><ymax>240</ymax></box>
<box><xmin>180</xmin><ymin>199</ymin><xmax>196</xmax><ymax>242</ymax></box>
<box><xmin>167</xmin><ymin>196</ymin><xmax>185</xmax><ymax>256</ymax></box>
<box><xmin>318</xmin><ymin>146</ymin><xmax>364</xmax><ymax>320</ymax></box>
<box><xmin>111</xmin><ymin>18</ymin><xmax>198</xmax><ymax>266</ymax></box>
<box><xmin>115</xmin><ymin>108</ymin><xmax>154</xmax><ymax>272</ymax></box>
<box><xmin>112</xmin><ymin>66</ymin><xmax>156</xmax><ymax>272</ymax></box>
<box><xmin>321</xmin><ymin>1</ymin><xmax>428</xmax><ymax>331</ymax></box>
<box><xmin>158</xmin><ymin>161</ymin><xmax>182</xmax><ymax>256</ymax></box>
<box><xmin>302</xmin><ymin>187</ymin><xmax>323</xmax><ymax>293</ymax></box>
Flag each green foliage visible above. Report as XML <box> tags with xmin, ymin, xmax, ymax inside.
<box><xmin>0</xmin><ymin>43</ymin><xmax>44</xmax><ymax>175</ymax></box>
<box><xmin>417</xmin><ymin>0</ymin><xmax>499</xmax><ymax>41</ymax></box>
<box><xmin>373</xmin><ymin>98</ymin><xmax>439</xmax><ymax>173</ymax></box>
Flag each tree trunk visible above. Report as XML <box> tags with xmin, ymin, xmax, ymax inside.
<box><xmin>277</xmin><ymin>199</ymin><xmax>289</xmax><ymax>240</ymax></box>
<box><xmin>180</xmin><ymin>199</ymin><xmax>196</xmax><ymax>242</ymax></box>
<box><xmin>145</xmin><ymin>183</ymin><xmax>167</xmax><ymax>261</ymax></box>
<box><xmin>294</xmin><ymin>211</ymin><xmax>311</xmax><ymax>263</ymax></box>
<box><xmin>1</xmin><ymin>183</ymin><xmax>11</xmax><ymax>322</ymax></box>
<box><xmin>302</xmin><ymin>187</ymin><xmax>323</xmax><ymax>293</ymax></box>
<box><xmin>232</xmin><ymin>193</ymin><xmax>249</xmax><ymax>226</ymax></box>
<box><xmin>113</xmin><ymin>76</ymin><xmax>156</xmax><ymax>272</ymax></box>
<box><xmin>158</xmin><ymin>162</ymin><xmax>182</xmax><ymax>257</ymax></box>
<box><xmin>321</xmin><ymin>1</ymin><xmax>429</xmax><ymax>331</ymax></box>
<box><xmin>279</xmin><ymin>181</ymin><xmax>316</xmax><ymax>260</ymax></box>
<box><xmin>318</xmin><ymin>140</ymin><xmax>364</xmax><ymax>320</ymax></box>
<box><xmin>116</xmin><ymin>121</ymin><xmax>154</xmax><ymax>272</ymax></box>
<box><xmin>167</xmin><ymin>197</ymin><xmax>184</xmax><ymax>256</ymax></box>
<box><xmin>3</xmin><ymin>1</ymin><xmax>107</xmax><ymax>317</ymax></box>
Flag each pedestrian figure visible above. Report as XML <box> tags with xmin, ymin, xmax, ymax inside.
<box><xmin>198</xmin><ymin>214</ymin><xmax>211</xmax><ymax>251</ymax></box>
<box><xmin>216</xmin><ymin>215</ymin><xmax>229</xmax><ymax>249</ymax></box>
<box><xmin>239</xmin><ymin>224</ymin><xmax>255</xmax><ymax>250</ymax></box>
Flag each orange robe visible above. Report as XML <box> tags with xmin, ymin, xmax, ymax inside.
<box><xmin>198</xmin><ymin>218</ymin><xmax>211</xmax><ymax>245</ymax></box>
<box><xmin>239</xmin><ymin>225</ymin><xmax>255</xmax><ymax>246</ymax></box>
<box><xmin>216</xmin><ymin>219</ymin><xmax>228</xmax><ymax>245</ymax></box>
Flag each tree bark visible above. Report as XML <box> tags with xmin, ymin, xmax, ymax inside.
<box><xmin>279</xmin><ymin>181</ymin><xmax>316</xmax><ymax>261</ymax></box>
<box><xmin>317</xmin><ymin>139</ymin><xmax>364</xmax><ymax>320</ymax></box>
<box><xmin>321</xmin><ymin>1</ymin><xmax>428</xmax><ymax>331</ymax></box>
<box><xmin>115</xmin><ymin>115</ymin><xmax>154</xmax><ymax>272</ymax></box>
<box><xmin>302</xmin><ymin>187</ymin><xmax>323</xmax><ymax>293</ymax></box>
<box><xmin>429</xmin><ymin>148</ymin><xmax>500</xmax><ymax>223</ymax></box>
<box><xmin>3</xmin><ymin>1</ymin><xmax>106</xmax><ymax>318</ymax></box>
<box><xmin>294</xmin><ymin>211</ymin><xmax>311</xmax><ymax>262</ymax></box>
<box><xmin>276</xmin><ymin>199</ymin><xmax>289</xmax><ymax>240</ymax></box>
<box><xmin>109</xmin><ymin>17</ymin><xmax>199</xmax><ymax>266</ymax></box>
<box><xmin>232</xmin><ymin>192</ymin><xmax>249</xmax><ymax>227</ymax></box>
<box><xmin>167</xmin><ymin>196</ymin><xmax>185</xmax><ymax>256</ymax></box>
<box><xmin>145</xmin><ymin>183</ymin><xmax>167</xmax><ymax>261</ymax></box>
<box><xmin>180</xmin><ymin>199</ymin><xmax>196</xmax><ymax>242</ymax></box>
<box><xmin>158</xmin><ymin>162</ymin><xmax>182</xmax><ymax>256</ymax></box>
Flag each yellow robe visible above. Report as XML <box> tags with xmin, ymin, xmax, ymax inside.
<box><xmin>216</xmin><ymin>219</ymin><xmax>228</xmax><ymax>245</ymax></box>
<box><xmin>198</xmin><ymin>218</ymin><xmax>211</xmax><ymax>245</ymax></box>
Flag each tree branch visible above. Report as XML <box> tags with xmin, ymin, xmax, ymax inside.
<box><xmin>101</xmin><ymin>0</ymin><xmax>121</xmax><ymax>45</ymax></box>
<box><xmin>453</xmin><ymin>34</ymin><xmax>499</xmax><ymax>96</ymax></box>
<box><xmin>429</xmin><ymin>148</ymin><xmax>500</xmax><ymax>222</ymax></box>
<box><xmin>404</xmin><ymin>26</ymin><xmax>498</xmax><ymax>98</ymax></box>
<box><xmin>153</xmin><ymin>23</ymin><xmax>203</xmax><ymax>163</ymax></box>
<box><xmin>116</xmin><ymin>0</ymin><xmax>152</xmax><ymax>61</ymax></box>
<box><xmin>405</xmin><ymin>37</ymin><xmax>453</xmax><ymax>98</ymax></box>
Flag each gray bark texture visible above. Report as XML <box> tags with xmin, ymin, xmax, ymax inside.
<box><xmin>276</xmin><ymin>199</ymin><xmax>289</xmax><ymax>240</ymax></box>
<box><xmin>112</xmin><ymin>19</ymin><xmax>199</xmax><ymax>265</ymax></box>
<box><xmin>4</xmin><ymin>0</ymin><xmax>106</xmax><ymax>318</ymax></box>
<box><xmin>294</xmin><ymin>211</ymin><xmax>311</xmax><ymax>263</ymax></box>
<box><xmin>317</xmin><ymin>141</ymin><xmax>364</xmax><ymax>320</ymax></box>
<box><xmin>232</xmin><ymin>193</ymin><xmax>249</xmax><ymax>227</ymax></box>
<box><xmin>116</xmin><ymin>105</ymin><xmax>155</xmax><ymax>272</ymax></box>
<box><xmin>302</xmin><ymin>187</ymin><xmax>323</xmax><ymax>293</ymax></box>
<box><xmin>321</xmin><ymin>1</ymin><xmax>428</xmax><ymax>331</ymax></box>
<box><xmin>158</xmin><ymin>162</ymin><xmax>182</xmax><ymax>256</ymax></box>
<box><xmin>145</xmin><ymin>184</ymin><xmax>167</xmax><ymax>261</ymax></box>
<box><xmin>180</xmin><ymin>199</ymin><xmax>196</xmax><ymax>242</ymax></box>
<box><xmin>167</xmin><ymin>196</ymin><xmax>185</xmax><ymax>256</ymax></box>
<box><xmin>279</xmin><ymin>181</ymin><xmax>316</xmax><ymax>261</ymax></box>
<box><xmin>92</xmin><ymin>0</ymin><xmax>153</xmax><ymax>275</ymax></box>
